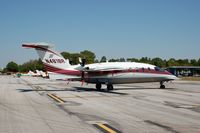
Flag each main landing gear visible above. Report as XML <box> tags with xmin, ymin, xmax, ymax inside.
<box><xmin>107</xmin><ymin>84</ymin><xmax>113</xmax><ymax>91</ymax></box>
<box><xmin>95</xmin><ymin>83</ymin><xmax>114</xmax><ymax>91</ymax></box>
<box><xmin>160</xmin><ymin>81</ymin><xmax>165</xmax><ymax>89</ymax></box>
<box><xmin>96</xmin><ymin>83</ymin><xmax>102</xmax><ymax>91</ymax></box>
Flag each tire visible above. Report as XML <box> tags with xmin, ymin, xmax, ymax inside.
<box><xmin>107</xmin><ymin>84</ymin><xmax>113</xmax><ymax>91</ymax></box>
<box><xmin>160</xmin><ymin>85</ymin><xmax>165</xmax><ymax>89</ymax></box>
<box><xmin>96</xmin><ymin>83</ymin><xmax>102</xmax><ymax>91</ymax></box>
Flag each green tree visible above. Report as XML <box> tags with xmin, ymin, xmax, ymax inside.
<box><xmin>94</xmin><ymin>59</ymin><xmax>99</xmax><ymax>63</ymax></box>
<box><xmin>2</xmin><ymin>68</ymin><xmax>7</xmax><ymax>73</ymax></box>
<box><xmin>61</xmin><ymin>50</ymin><xmax>96</xmax><ymax>64</ymax></box>
<box><xmin>35</xmin><ymin>59</ymin><xmax>45</xmax><ymax>70</ymax></box>
<box><xmin>19</xmin><ymin>59</ymin><xmax>44</xmax><ymax>72</ymax></box>
<box><xmin>70</xmin><ymin>53</ymin><xmax>81</xmax><ymax>65</ymax></box>
<box><xmin>198</xmin><ymin>58</ymin><xmax>200</xmax><ymax>66</ymax></box>
<box><xmin>18</xmin><ymin>65</ymin><xmax>24</xmax><ymax>72</ymax></box>
<box><xmin>163</xmin><ymin>59</ymin><xmax>168</xmax><ymax>67</ymax></box>
<box><xmin>177</xmin><ymin>59</ymin><xmax>190</xmax><ymax>66</ymax></box>
<box><xmin>100</xmin><ymin>56</ymin><xmax>107</xmax><ymax>62</ymax></box>
<box><xmin>6</xmin><ymin>61</ymin><xmax>18</xmax><ymax>72</ymax></box>
<box><xmin>109</xmin><ymin>59</ymin><xmax>119</xmax><ymax>62</ymax></box>
<box><xmin>190</xmin><ymin>59</ymin><xmax>198</xmax><ymax>66</ymax></box>
<box><xmin>151</xmin><ymin>58</ymin><xmax>165</xmax><ymax>67</ymax></box>
<box><xmin>139</xmin><ymin>57</ymin><xmax>151</xmax><ymax>63</ymax></box>
<box><xmin>80</xmin><ymin>50</ymin><xmax>96</xmax><ymax>64</ymax></box>
<box><xmin>119</xmin><ymin>58</ymin><xmax>125</xmax><ymax>62</ymax></box>
<box><xmin>127</xmin><ymin>58</ymin><xmax>139</xmax><ymax>62</ymax></box>
<box><xmin>61</xmin><ymin>52</ymin><xmax>71</xmax><ymax>59</ymax></box>
<box><xmin>167</xmin><ymin>58</ymin><xmax>178</xmax><ymax>66</ymax></box>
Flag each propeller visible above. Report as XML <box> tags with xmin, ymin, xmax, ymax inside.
<box><xmin>79</xmin><ymin>58</ymin><xmax>86</xmax><ymax>67</ymax></box>
<box><xmin>79</xmin><ymin>58</ymin><xmax>87</xmax><ymax>82</ymax></box>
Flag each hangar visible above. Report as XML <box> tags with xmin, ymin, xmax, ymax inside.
<box><xmin>167</xmin><ymin>66</ymin><xmax>200</xmax><ymax>77</ymax></box>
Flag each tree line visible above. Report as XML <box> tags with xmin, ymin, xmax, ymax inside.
<box><xmin>100</xmin><ymin>56</ymin><xmax>200</xmax><ymax>67</ymax></box>
<box><xmin>3</xmin><ymin>59</ymin><xmax>44</xmax><ymax>73</ymax></box>
<box><xmin>2</xmin><ymin>50</ymin><xmax>200</xmax><ymax>73</ymax></box>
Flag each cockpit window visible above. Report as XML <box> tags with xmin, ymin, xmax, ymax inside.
<box><xmin>154</xmin><ymin>67</ymin><xmax>165</xmax><ymax>72</ymax></box>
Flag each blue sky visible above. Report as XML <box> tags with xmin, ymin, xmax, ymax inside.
<box><xmin>0</xmin><ymin>0</ymin><xmax>200</xmax><ymax>68</ymax></box>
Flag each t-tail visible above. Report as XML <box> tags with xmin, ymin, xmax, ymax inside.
<box><xmin>22</xmin><ymin>42</ymin><xmax>80</xmax><ymax>80</ymax></box>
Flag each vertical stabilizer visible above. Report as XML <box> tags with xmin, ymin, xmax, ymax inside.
<box><xmin>22</xmin><ymin>42</ymin><xmax>71</xmax><ymax>72</ymax></box>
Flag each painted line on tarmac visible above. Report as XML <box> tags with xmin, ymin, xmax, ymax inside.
<box><xmin>93</xmin><ymin>123</ymin><xmax>122</xmax><ymax>133</ymax></box>
<box><xmin>47</xmin><ymin>93</ymin><xmax>65</xmax><ymax>104</ymax></box>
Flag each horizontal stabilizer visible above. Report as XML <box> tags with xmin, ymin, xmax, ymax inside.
<box><xmin>22</xmin><ymin>42</ymin><xmax>54</xmax><ymax>49</ymax></box>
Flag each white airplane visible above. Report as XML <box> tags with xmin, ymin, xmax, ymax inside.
<box><xmin>22</xmin><ymin>42</ymin><xmax>177</xmax><ymax>91</ymax></box>
<box><xmin>36</xmin><ymin>70</ymin><xmax>48</xmax><ymax>78</ymax></box>
<box><xmin>28</xmin><ymin>70</ymin><xmax>38</xmax><ymax>77</ymax></box>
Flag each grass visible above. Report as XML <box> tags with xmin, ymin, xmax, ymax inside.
<box><xmin>181</xmin><ymin>77</ymin><xmax>200</xmax><ymax>81</ymax></box>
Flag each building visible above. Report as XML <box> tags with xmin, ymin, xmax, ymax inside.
<box><xmin>167</xmin><ymin>66</ymin><xmax>200</xmax><ymax>77</ymax></box>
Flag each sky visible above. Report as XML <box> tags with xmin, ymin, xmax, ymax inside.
<box><xmin>0</xmin><ymin>0</ymin><xmax>200</xmax><ymax>68</ymax></box>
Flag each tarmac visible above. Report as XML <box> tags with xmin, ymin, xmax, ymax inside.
<box><xmin>0</xmin><ymin>75</ymin><xmax>200</xmax><ymax>133</ymax></box>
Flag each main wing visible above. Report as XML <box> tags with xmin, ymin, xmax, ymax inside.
<box><xmin>63</xmin><ymin>67</ymin><xmax>129</xmax><ymax>81</ymax></box>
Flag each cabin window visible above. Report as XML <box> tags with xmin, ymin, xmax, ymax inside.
<box><xmin>148</xmin><ymin>67</ymin><xmax>151</xmax><ymax>71</ymax></box>
<box><xmin>142</xmin><ymin>67</ymin><xmax>145</xmax><ymax>72</ymax></box>
<box><xmin>136</xmin><ymin>68</ymin><xmax>139</xmax><ymax>72</ymax></box>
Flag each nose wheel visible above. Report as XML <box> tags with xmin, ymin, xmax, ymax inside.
<box><xmin>160</xmin><ymin>81</ymin><xmax>165</xmax><ymax>89</ymax></box>
<box><xmin>160</xmin><ymin>84</ymin><xmax>165</xmax><ymax>89</ymax></box>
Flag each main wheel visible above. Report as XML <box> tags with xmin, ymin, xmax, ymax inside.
<box><xmin>107</xmin><ymin>84</ymin><xmax>113</xmax><ymax>91</ymax></box>
<box><xmin>96</xmin><ymin>83</ymin><xmax>102</xmax><ymax>91</ymax></box>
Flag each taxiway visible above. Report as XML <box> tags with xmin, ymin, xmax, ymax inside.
<box><xmin>0</xmin><ymin>75</ymin><xmax>200</xmax><ymax>133</ymax></box>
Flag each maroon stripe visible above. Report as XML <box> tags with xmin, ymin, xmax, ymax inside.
<box><xmin>44</xmin><ymin>63</ymin><xmax>81</xmax><ymax>76</ymax></box>
<box><xmin>45</xmin><ymin>68</ymin><xmax>62</xmax><ymax>72</ymax></box>
<box><xmin>44</xmin><ymin>66</ymin><xmax>60</xmax><ymax>71</ymax></box>
<box><xmin>53</xmin><ymin>70</ymin><xmax>81</xmax><ymax>75</ymax></box>
<box><xmin>88</xmin><ymin>68</ymin><xmax>172</xmax><ymax>75</ymax></box>
<box><xmin>44</xmin><ymin>63</ymin><xmax>62</xmax><ymax>69</ymax></box>
<box><xmin>44</xmin><ymin>62</ymin><xmax>172</xmax><ymax>76</ymax></box>
<box><xmin>46</xmin><ymin>68</ymin><xmax>59</xmax><ymax>72</ymax></box>
<box><xmin>22</xmin><ymin>44</ymin><xmax>60</xmax><ymax>56</ymax></box>
<box><xmin>44</xmin><ymin>65</ymin><xmax>61</xmax><ymax>71</ymax></box>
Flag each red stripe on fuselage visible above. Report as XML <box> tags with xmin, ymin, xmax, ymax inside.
<box><xmin>86</xmin><ymin>68</ymin><xmax>172</xmax><ymax>76</ymax></box>
<box><xmin>45</xmin><ymin>65</ymin><xmax>61</xmax><ymax>71</ymax></box>
<box><xmin>44</xmin><ymin>63</ymin><xmax>172</xmax><ymax>77</ymax></box>
<box><xmin>44</xmin><ymin>63</ymin><xmax>81</xmax><ymax>76</ymax></box>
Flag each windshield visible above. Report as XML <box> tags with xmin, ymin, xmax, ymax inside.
<box><xmin>154</xmin><ymin>67</ymin><xmax>165</xmax><ymax>72</ymax></box>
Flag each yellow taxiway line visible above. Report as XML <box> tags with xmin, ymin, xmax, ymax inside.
<box><xmin>93</xmin><ymin>123</ymin><xmax>122</xmax><ymax>133</ymax></box>
<box><xmin>47</xmin><ymin>93</ymin><xmax>65</xmax><ymax>104</ymax></box>
<box><xmin>97</xmin><ymin>123</ymin><xmax>117</xmax><ymax>133</ymax></box>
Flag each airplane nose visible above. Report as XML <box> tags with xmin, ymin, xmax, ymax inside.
<box><xmin>168</xmin><ymin>75</ymin><xmax>179</xmax><ymax>80</ymax></box>
<box><xmin>165</xmin><ymin>70</ymin><xmax>178</xmax><ymax>80</ymax></box>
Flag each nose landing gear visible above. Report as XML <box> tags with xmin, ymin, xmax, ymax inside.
<box><xmin>160</xmin><ymin>81</ymin><xmax>165</xmax><ymax>89</ymax></box>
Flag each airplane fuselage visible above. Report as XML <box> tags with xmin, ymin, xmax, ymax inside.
<box><xmin>22</xmin><ymin>43</ymin><xmax>177</xmax><ymax>90</ymax></box>
<box><xmin>47</xmin><ymin>62</ymin><xmax>177</xmax><ymax>84</ymax></box>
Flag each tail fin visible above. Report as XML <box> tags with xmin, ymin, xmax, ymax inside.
<box><xmin>22</xmin><ymin>42</ymin><xmax>71</xmax><ymax>72</ymax></box>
